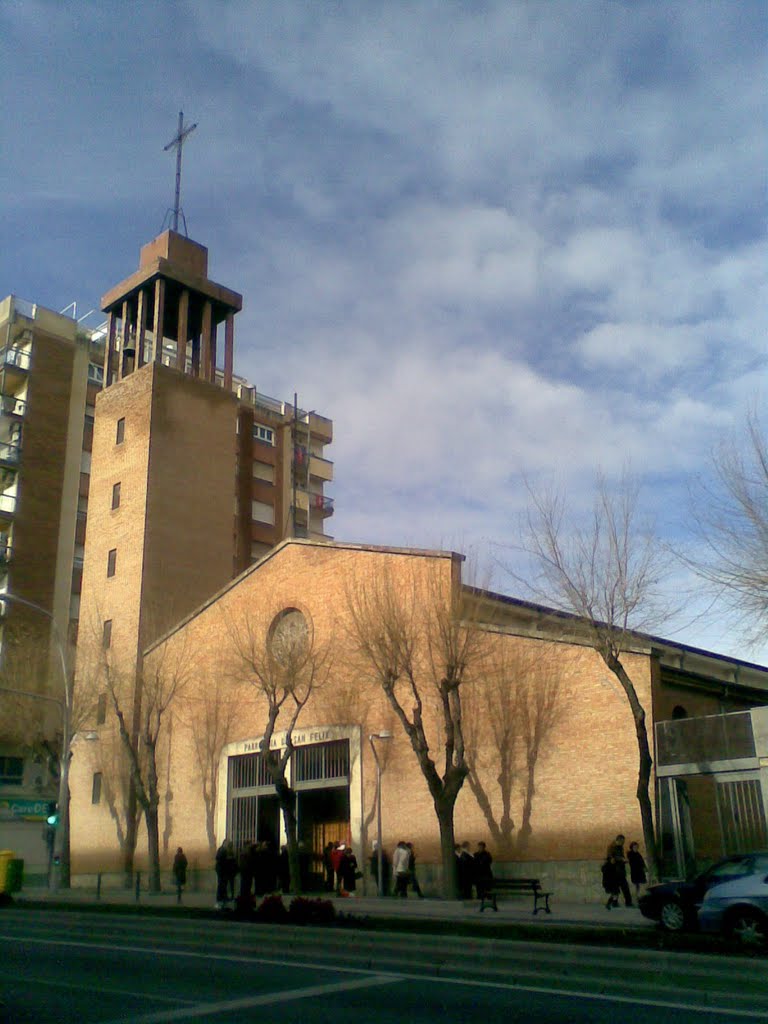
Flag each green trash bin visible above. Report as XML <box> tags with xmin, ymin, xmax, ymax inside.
<box><xmin>0</xmin><ymin>850</ymin><xmax>13</xmax><ymax>893</ymax></box>
<box><xmin>5</xmin><ymin>859</ymin><xmax>23</xmax><ymax>893</ymax></box>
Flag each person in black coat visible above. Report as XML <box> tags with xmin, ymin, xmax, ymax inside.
<box><xmin>606</xmin><ymin>834</ymin><xmax>633</xmax><ymax>907</ymax></box>
<box><xmin>473</xmin><ymin>842</ymin><xmax>493</xmax><ymax>900</ymax></box>
<box><xmin>627</xmin><ymin>841</ymin><xmax>647</xmax><ymax>900</ymax></box>
<box><xmin>340</xmin><ymin>846</ymin><xmax>359</xmax><ymax>895</ymax></box>
<box><xmin>172</xmin><ymin>847</ymin><xmax>187</xmax><ymax>900</ymax></box>
<box><xmin>457</xmin><ymin>841</ymin><xmax>475</xmax><ymax>899</ymax></box>
<box><xmin>601</xmin><ymin>856</ymin><xmax>620</xmax><ymax>909</ymax></box>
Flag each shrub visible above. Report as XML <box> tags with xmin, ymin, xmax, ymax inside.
<box><xmin>288</xmin><ymin>897</ymin><xmax>336</xmax><ymax>925</ymax></box>
<box><xmin>253</xmin><ymin>893</ymin><xmax>289</xmax><ymax>923</ymax></box>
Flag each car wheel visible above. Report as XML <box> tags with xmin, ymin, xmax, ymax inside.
<box><xmin>659</xmin><ymin>899</ymin><xmax>686</xmax><ymax>932</ymax></box>
<box><xmin>727</xmin><ymin>909</ymin><xmax>768</xmax><ymax>949</ymax></box>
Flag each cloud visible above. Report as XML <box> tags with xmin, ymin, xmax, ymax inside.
<box><xmin>1</xmin><ymin>0</ymin><xmax>765</xmax><ymax>661</ymax></box>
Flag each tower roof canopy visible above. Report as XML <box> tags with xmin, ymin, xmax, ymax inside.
<box><xmin>101</xmin><ymin>230</ymin><xmax>242</xmax><ymax>320</ymax></box>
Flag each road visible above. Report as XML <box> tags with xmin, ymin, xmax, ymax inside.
<box><xmin>1</xmin><ymin>908</ymin><xmax>766</xmax><ymax>1023</ymax></box>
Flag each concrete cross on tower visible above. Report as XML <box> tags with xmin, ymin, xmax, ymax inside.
<box><xmin>164</xmin><ymin>111</ymin><xmax>198</xmax><ymax>234</ymax></box>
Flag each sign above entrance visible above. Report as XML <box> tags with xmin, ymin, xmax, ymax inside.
<box><xmin>243</xmin><ymin>728</ymin><xmax>335</xmax><ymax>754</ymax></box>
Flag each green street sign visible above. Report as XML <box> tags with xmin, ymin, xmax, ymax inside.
<box><xmin>0</xmin><ymin>798</ymin><xmax>50</xmax><ymax>821</ymax></box>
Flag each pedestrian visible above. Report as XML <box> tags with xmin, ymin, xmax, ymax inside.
<box><xmin>406</xmin><ymin>842</ymin><xmax>424</xmax><ymax>898</ymax></box>
<box><xmin>392</xmin><ymin>841</ymin><xmax>411</xmax><ymax>898</ymax></box>
<box><xmin>627</xmin><ymin>841</ymin><xmax>647</xmax><ymax>900</ymax></box>
<box><xmin>323</xmin><ymin>841</ymin><xmax>335</xmax><ymax>892</ymax></box>
<box><xmin>214</xmin><ymin>840</ymin><xmax>229</xmax><ymax>908</ymax></box>
<box><xmin>370</xmin><ymin>840</ymin><xmax>391</xmax><ymax>896</ymax></box>
<box><xmin>172</xmin><ymin>846</ymin><xmax>187</xmax><ymax>901</ymax></box>
<box><xmin>473</xmin><ymin>841</ymin><xmax>493</xmax><ymax>900</ymax></box>
<box><xmin>601</xmin><ymin>855</ymin><xmax>620</xmax><ymax>909</ymax></box>
<box><xmin>605</xmin><ymin>834</ymin><xmax>633</xmax><ymax>907</ymax></box>
<box><xmin>457</xmin><ymin>841</ymin><xmax>475</xmax><ymax>899</ymax></box>
<box><xmin>238</xmin><ymin>842</ymin><xmax>256</xmax><ymax>907</ymax></box>
<box><xmin>330</xmin><ymin>842</ymin><xmax>345</xmax><ymax>895</ymax></box>
<box><xmin>224</xmin><ymin>841</ymin><xmax>238</xmax><ymax>901</ymax></box>
<box><xmin>340</xmin><ymin>845</ymin><xmax>359</xmax><ymax>896</ymax></box>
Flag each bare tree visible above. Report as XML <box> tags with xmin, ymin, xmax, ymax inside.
<box><xmin>688</xmin><ymin>412</ymin><xmax>768</xmax><ymax>643</ymax></box>
<box><xmin>513</xmin><ymin>474</ymin><xmax>670</xmax><ymax>874</ymax></box>
<box><xmin>346</xmin><ymin>556</ymin><xmax>486</xmax><ymax>898</ymax></box>
<box><xmin>464</xmin><ymin>641</ymin><xmax>566</xmax><ymax>857</ymax></box>
<box><xmin>228</xmin><ymin>606</ymin><xmax>330</xmax><ymax>893</ymax></box>
<box><xmin>103</xmin><ymin>640</ymin><xmax>192</xmax><ymax>891</ymax></box>
<box><xmin>178</xmin><ymin>665</ymin><xmax>242</xmax><ymax>858</ymax></box>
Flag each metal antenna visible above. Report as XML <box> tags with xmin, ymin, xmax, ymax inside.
<box><xmin>163</xmin><ymin>111</ymin><xmax>197</xmax><ymax>234</ymax></box>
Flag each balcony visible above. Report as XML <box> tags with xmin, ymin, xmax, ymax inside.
<box><xmin>0</xmin><ymin>347</ymin><xmax>32</xmax><ymax>373</ymax></box>
<box><xmin>0</xmin><ymin>540</ymin><xmax>11</xmax><ymax>579</ymax></box>
<box><xmin>0</xmin><ymin>442</ymin><xmax>21</xmax><ymax>470</ymax></box>
<box><xmin>0</xmin><ymin>493</ymin><xmax>17</xmax><ymax>518</ymax></box>
<box><xmin>0</xmin><ymin>394</ymin><xmax>26</xmax><ymax>418</ymax></box>
<box><xmin>294</xmin><ymin>445</ymin><xmax>334</xmax><ymax>483</ymax></box>
<box><xmin>310</xmin><ymin>493</ymin><xmax>334</xmax><ymax>517</ymax></box>
<box><xmin>309</xmin><ymin>453</ymin><xmax>333</xmax><ymax>483</ymax></box>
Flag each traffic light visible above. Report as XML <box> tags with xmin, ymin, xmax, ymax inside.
<box><xmin>46</xmin><ymin>801</ymin><xmax>59</xmax><ymax>828</ymax></box>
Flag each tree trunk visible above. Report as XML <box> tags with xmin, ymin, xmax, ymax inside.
<box><xmin>516</xmin><ymin>756</ymin><xmax>537</xmax><ymax>856</ymax></box>
<box><xmin>436</xmin><ymin>799</ymin><xmax>458</xmax><ymax>899</ymax></box>
<box><xmin>635</xmin><ymin>710</ymin><xmax>658</xmax><ymax>880</ymax></box>
<box><xmin>601</xmin><ymin>650</ymin><xmax>659</xmax><ymax>877</ymax></box>
<box><xmin>123</xmin><ymin>783</ymin><xmax>138</xmax><ymax>888</ymax></box>
<box><xmin>277</xmin><ymin>781</ymin><xmax>302</xmax><ymax>894</ymax></box>
<box><xmin>146</xmin><ymin>803</ymin><xmax>161</xmax><ymax>893</ymax></box>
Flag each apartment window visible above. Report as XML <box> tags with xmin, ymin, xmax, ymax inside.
<box><xmin>107</xmin><ymin>548</ymin><xmax>117</xmax><ymax>577</ymax></box>
<box><xmin>102</xmin><ymin>619</ymin><xmax>112</xmax><ymax>648</ymax></box>
<box><xmin>252</xmin><ymin>500</ymin><xmax>275</xmax><ymax>526</ymax></box>
<box><xmin>96</xmin><ymin>693</ymin><xmax>107</xmax><ymax>726</ymax></box>
<box><xmin>111</xmin><ymin>482</ymin><xmax>121</xmax><ymax>510</ymax></box>
<box><xmin>116</xmin><ymin>417</ymin><xmax>125</xmax><ymax>444</ymax></box>
<box><xmin>253</xmin><ymin>424</ymin><xmax>275</xmax><ymax>446</ymax></box>
<box><xmin>252</xmin><ymin>461</ymin><xmax>275</xmax><ymax>484</ymax></box>
<box><xmin>91</xmin><ymin>772</ymin><xmax>102</xmax><ymax>805</ymax></box>
<box><xmin>80</xmin><ymin>451</ymin><xmax>92</xmax><ymax>474</ymax></box>
<box><xmin>0</xmin><ymin>756</ymin><xmax>24</xmax><ymax>786</ymax></box>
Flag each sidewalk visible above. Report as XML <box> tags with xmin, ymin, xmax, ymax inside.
<box><xmin>12</xmin><ymin>883</ymin><xmax>654</xmax><ymax>933</ymax></box>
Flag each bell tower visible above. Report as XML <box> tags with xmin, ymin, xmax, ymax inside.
<box><xmin>100</xmin><ymin>229</ymin><xmax>242</xmax><ymax>389</ymax></box>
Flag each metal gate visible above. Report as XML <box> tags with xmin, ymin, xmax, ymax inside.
<box><xmin>716</xmin><ymin>776</ymin><xmax>768</xmax><ymax>854</ymax></box>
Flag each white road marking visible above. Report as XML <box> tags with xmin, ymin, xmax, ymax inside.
<box><xmin>1</xmin><ymin>933</ymin><xmax>765</xmax><ymax>1020</ymax></box>
<box><xmin>0</xmin><ymin>974</ymin><xmax>197</xmax><ymax>1006</ymax></box>
<box><xmin>99</xmin><ymin>975</ymin><xmax>399</xmax><ymax>1024</ymax></box>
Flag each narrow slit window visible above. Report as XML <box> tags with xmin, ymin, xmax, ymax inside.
<box><xmin>111</xmin><ymin>482</ymin><xmax>121</xmax><ymax>510</ymax></box>
<box><xmin>107</xmin><ymin>549</ymin><xmax>117</xmax><ymax>577</ymax></box>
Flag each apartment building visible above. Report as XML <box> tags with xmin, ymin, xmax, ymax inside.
<box><xmin>0</xmin><ymin>295</ymin><xmax>104</xmax><ymax>872</ymax></box>
<box><xmin>1</xmin><ymin>230</ymin><xmax>334</xmax><ymax>877</ymax></box>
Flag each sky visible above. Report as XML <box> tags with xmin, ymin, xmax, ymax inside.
<box><xmin>1</xmin><ymin>1</ymin><xmax>766</xmax><ymax>661</ymax></box>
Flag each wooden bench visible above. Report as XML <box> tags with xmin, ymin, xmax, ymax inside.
<box><xmin>479</xmin><ymin>877</ymin><xmax>553</xmax><ymax>914</ymax></box>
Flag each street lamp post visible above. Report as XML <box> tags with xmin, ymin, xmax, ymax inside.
<box><xmin>368</xmin><ymin>730</ymin><xmax>392</xmax><ymax>897</ymax></box>
<box><xmin>0</xmin><ymin>592</ymin><xmax>72</xmax><ymax>889</ymax></box>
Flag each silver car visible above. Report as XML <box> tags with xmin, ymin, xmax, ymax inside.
<box><xmin>698</xmin><ymin>852</ymin><xmax>768</xmax><ymax>948</ymax></box>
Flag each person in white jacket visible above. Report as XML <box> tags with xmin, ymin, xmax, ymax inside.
<box><xmin>392</xmin><ymin>841</ymin><xmax>411</xmax><ymax>898</ymax></box>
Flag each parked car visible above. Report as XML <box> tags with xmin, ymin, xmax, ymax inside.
<box><xmin>698</xmin><ymin>856</ymin><xmax>768</xmax><ymax>947</ymax></box>
<box><xmin>639</xmin><ymin>852</ymin><xmax>768</xmax><ymax>932</ymax></box>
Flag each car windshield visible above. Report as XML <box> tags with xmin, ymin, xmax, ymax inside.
<box><xmin>705</xmin><ymin>857</ymin><xmax>754</xmax><ymax>880</ymax></box>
